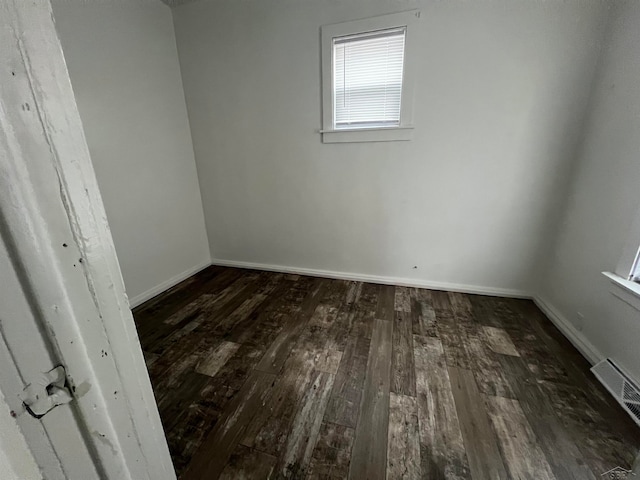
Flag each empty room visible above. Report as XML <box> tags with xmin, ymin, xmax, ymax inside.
<box><xmin>1</xmin><ymin>0</ymin><xmax>640</xmax><ymax>478</ymax></box>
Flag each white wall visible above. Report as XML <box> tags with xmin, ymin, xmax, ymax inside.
<box><xmin>52</xmin><ymin>0</ymin><xmax>210</xmax><ymax>306</ymax></box>
<box><xmin>537</xmin><ymin>1</ymin><xmax>640</xmax><ymax>382</ymax></box>
<box><xmin>173</xmin><ymin>0</ymin><xmax>608</xmax><ymax>295</ymax></box>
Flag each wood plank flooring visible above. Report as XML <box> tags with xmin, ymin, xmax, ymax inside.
<box><xmin>133</xmin><ymin>266</ymin><xmax>640</xmax><ymax>479</ymax></box>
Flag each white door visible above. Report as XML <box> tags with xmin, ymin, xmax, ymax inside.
<box><xmin>0</xmin><ymin>1</ymin><xmax>175</xmax><ymax>478</ymax></box>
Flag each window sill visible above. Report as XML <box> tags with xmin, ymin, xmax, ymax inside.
<box><xmin>602</xmin><ymin>271</ymin><xmax>640</xmax><ymax>311</ymax></box>
<box><xmin>321</xmin><ymin>126</ymin><xmax>413</xmax><ymax>144</ymax></box>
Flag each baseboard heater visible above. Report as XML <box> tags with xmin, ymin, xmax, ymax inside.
<box><xmin>592</xmin><ymin>359</ymin><xmax>640</xmax><ymax>427</ymax></box>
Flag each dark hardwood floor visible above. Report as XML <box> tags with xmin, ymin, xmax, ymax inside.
<box><xmin>132</xmin><ymin>266</ymin><xmax>640</xmax><ymax>479</ymax></box>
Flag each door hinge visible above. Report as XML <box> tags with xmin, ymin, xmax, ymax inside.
<box><xmin>21</xmin><ymin>365</ymin><xmax>73</xmax><ymax>419</ymax></box>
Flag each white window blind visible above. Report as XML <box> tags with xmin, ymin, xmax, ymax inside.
<box><xmin>333</xmin><ymin>27</ymin><xmax>406</xmax><ymax>130</ymax></box>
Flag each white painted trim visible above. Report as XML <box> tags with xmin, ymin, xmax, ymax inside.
<box><xmin>533</xmin><ymin>295</ymin><xmax>603</xmax><ymax>365</ymax></box>
<box><xmin>320</xmin><ymin>10</ymin><xmax>420</xmax><ymax>142</ymax></box>
<box><xmin>603</xmin><ymin>271</ymin><xmax>640</xmax><ymax>312</ymax></box>
<box><xmin>615</xmin><ymin>201</ymin><xmax>640</xmax><ymax>278</ymax></box>
<box><xmin>0</xmin><ymin>2</ymin><xmax>174</xmax><ymax>478</ymax></box>
<box><xmin>129</xmin><ymin>260</ymin><xmax>211</xmax><ymax>308</ymax></box>
<box><xmin>321</xmin><ymin>127</ymin><xmax>413</xmax><ymax>143</ymax></box>
<box><xmin>210</xmin><ymin>258</ymin><xmax>531</xmax><ymax>298</ymax></box>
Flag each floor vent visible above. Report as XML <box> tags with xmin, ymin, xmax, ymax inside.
<box><xmin>592</xmin><ymin>359</ymin><xmax>640</xmax><ymax>427</ymax></box>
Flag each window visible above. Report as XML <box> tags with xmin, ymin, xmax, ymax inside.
<box><xmin>614</xmin><ymin>206</ymin><xmax>640</xmax><ymax>283</ymax></box>
<box><xmin>321</xmin><ymin>11</ymin><xmax>419</xmax><ymax>143</ymax></box>
<box><xmin>629</xmin><ymin>250</ymin><xmax>640</xmax><ymax>282</ymax></box>
<box><xmin>604</xmin><ymin>206</ymin><xmax>640</xmax><ymax>309</ymax></box>
<box><xmin>334</xmin><ymin>28</ymin><xmax>406</xmax><ymax>130</ymax></box>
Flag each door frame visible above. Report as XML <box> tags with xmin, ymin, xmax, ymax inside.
<box><xmin>0</xmin><ymin>1</ymin><xmax>174</xmax><ymax>478</ymax></box>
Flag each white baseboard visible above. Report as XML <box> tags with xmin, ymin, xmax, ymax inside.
<box><xmin>128</xmin><ymin>260</ymin><xmax>211</xmax><ymax>308</ymax></box>
<box><xmin>533</xmin><ymin>295</ymin><xmax>603</xmax><ymax>365</ymax></box>
<box><xmin>210</xmin><ymin>258</ymin><xmax>531</xmax><ymax>299</ymax></box>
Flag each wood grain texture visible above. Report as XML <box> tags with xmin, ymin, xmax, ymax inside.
<box><xmin>411</xmin><ymin>288</ymin><xmax>438</xmax><ymax>338</ymax></box>
<box><xmin>325</xmin><ymin>281</ymin><xmax>361</xmax><ymax>351</ymax></box>
<box><xmin>228</xmin><ymin>276</ymin><xmax>313</xmax><ymax>348</ymax></box>
<box><xmin>157</xmin><ymin>371</ymin><xmax>212</xmax><ymax>473</ymax></box>
<box><xmin>482</xmin><ymin>326</ymin><xmax>520</xmax><ymax>357</ymax></box>
<box><xmin>448</xmin><ymin>367</ymin><xmax>509</xmax><ymax>480</ymax></box>
<box><xmin>349</xmin><ymin>318</ymin><xmax>393</xmax><ymax>480</ymax></box>
<box><xmin>219</xmin><ymin>445</ymin><xmax>276</xmax><ymax>480</ymax></box>
<box><xmin>391</xmin><ymin>311</ymin><xmax>416</xmax><ymax>396</ymax></box>
<box><xmin>414</xmin><ymin>335</ymin><xmax>471</xmax><ymax>480</ymax></box>
<box><xmin>307</xmin><ymin>422</ymin><xmax>355</xmax><ymax>480</ymax></box>
<box><xmin>323</xmin><ymin>334</ymin><xmax>370</xmax><ymax>428</ymax></box>
<box><xmin>241</xmin><ymin>349</ymin><xmax>317</xmax><ymax>456</ymax></box>
<box><xmin>255</xmin><ymin>278</ymin><xmax>328</xmax><ymax>374</ymax></box>
<box><xmin>498</xmin><ymin>355</ymin><xmax>597</xmax><ymax>480</ymax></box>
<box><xmin>273</xmin><ymin>370</ymin><xmax>335</xmax><ymax>478</ymax></box>
<box><xmin>290</xmin><ymin>326</ymin><xmax>343</xmax><ymax>375</ymax></box>
<box><xmin>195</xmin><ymin>341</ymin><xmax>240</xmax><ymax>377</ymax></box>
<box><xmin>348</xmin><ymin>282</ymin><xmax>378</xmax><ymax>339</ymax></box>
<box><xmin>182</xmin><ymin>369</ymin><xmax>276</xmax><ymax>480</ymax></box>
<box><xmin>464</xmin><ymin>335</ymin><xmax>516</xmax><ymax>399</ymax></box>
<box><xmin>387</xmin><ymin>393</ymin><xmax>421</xmax><ymax>480</ymax></box>
<box><xmin>485</xmin><ymin>396</ymin><xmax>555</xmax><ymax>480</ymax></box>
<box><xmin>212</xmin><ymin>293</ymin><xmax>268</xmax><ymax>335</ymax></box>
<box><xmin>394</xmin><ymin>286</ymin><xmax>412</xmax><ymax>313</ymax></box>
<box><xmin>132</xmin><ymin>267</ymin><xmax>640</xmax><ymax>479</ymax></box>
<box><xmin>376</xmin><ymin>284</ymin><xmax>396</xmax><ymax>321</ymax></box>
<box><xmin>436</xmin><ymin>292</ymin><xmax>472</xmax><ymax>369</ymax></box>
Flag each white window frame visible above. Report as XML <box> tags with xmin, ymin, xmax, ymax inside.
<box><xmin>614</xmin><ymin>204</ymin><xmax>640</xmax><ymax>281</ymax></box>
<box><xmin>320</xmin><ymin>10</ymin><xmax>420</xmax><ymax>144</ymax></box>
<box><xmin>603</xmin><ymin>202</ymin><xmax>640</xmax><ymax>310</ymax></box>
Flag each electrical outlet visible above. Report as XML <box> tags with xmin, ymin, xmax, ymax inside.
<box><xmin>576</xmin><ymin>312</ymin><xmax>585</xmax><ymax>332</ymax></box>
